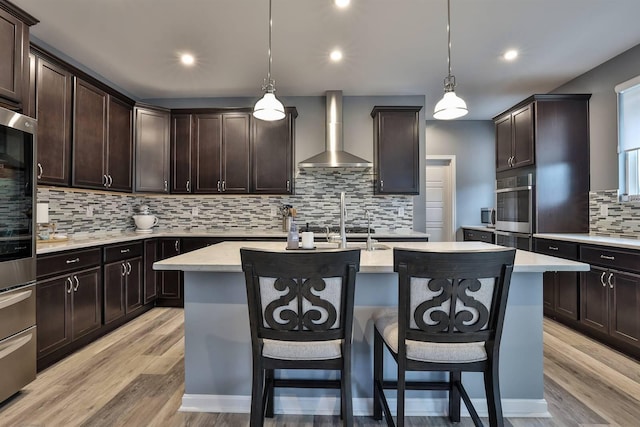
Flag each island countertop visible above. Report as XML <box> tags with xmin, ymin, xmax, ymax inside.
<box><xmin>153</xmin><ymin>240</ymin><xmax>590</xmax><ymax>274</ymax></box>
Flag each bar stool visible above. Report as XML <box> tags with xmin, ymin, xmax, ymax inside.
<box><xmin>373</xmin><ymin>248</ymin><xmax>516</xmax><ymax>427</ymax></box>
<box><xmin>240</xmin><ymin>248</ymin><xmax>361</xmax><ymax>427</ymax></box>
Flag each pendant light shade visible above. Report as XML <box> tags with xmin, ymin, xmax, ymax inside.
<box><xmin>253</xmin><ymin>0</ymin><xmax>285</xmax><ymax>121</ymax></box>
<box><xmin>434</xmin><ymin>0</ymin><xmax>468</xmax><ymax>120</ymax></box>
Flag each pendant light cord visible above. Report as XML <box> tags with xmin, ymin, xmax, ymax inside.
<box><xmin>447</xmin><ymin>0</ymin><xmax>451</xmax><ymax>79</ymax></box>
<box><xmin>267</xmin><ymin>0</ymin><xmax>273</xmax><ymax>84</ymax></box>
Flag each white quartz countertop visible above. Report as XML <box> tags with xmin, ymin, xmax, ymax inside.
<box><xmin>36</xmin><ymin>230</ymin><xmax>430</xmax><ymax>255</ymax></box>
<box><xmin>153</xmin><ymin>241</ymin><xmax>589</xmax><ymax>274</ymax></box>
<box><xmin>534</xmin><ymin>233</ymin><xmax>640</xmax><ymax>250</ymax></box>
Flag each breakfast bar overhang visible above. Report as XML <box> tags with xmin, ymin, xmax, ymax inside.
<box><xmin>153</xmin><ymin>241</ymin><xmax>589</xmax><ymax>418</ymax></box>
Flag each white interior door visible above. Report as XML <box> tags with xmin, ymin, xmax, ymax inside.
<box><xmin>426</xmin><ymin>156</ymin><xmax>456</xmax><ymax>242</ymax></box>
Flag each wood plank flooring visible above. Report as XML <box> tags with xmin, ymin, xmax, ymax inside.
<box><xmin>1</xmin><ymin>308</ymin><xmax>639</xmax><ymax>426</ymax></box>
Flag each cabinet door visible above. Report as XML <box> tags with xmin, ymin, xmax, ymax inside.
<box><xmin>171</xmin><ymin>114</ymin><xmax>192</xmax><ymax>194</ymax></box>
<box><xmin>511</xmin><ymin>104</ymin><xmax>535</xmax><ymax>169</ymax></box>
<box><xmin>609</xmin><ymin>270</ymin><xmax>640</xmax><ymax>348</ymax></box>
<box><xmin>580</xmin><ymin>267</ymin><xmax>609</xmax><ymax>334</ymax></box>
<box><xmin>125</xmin><ymin>257</ymin><xmax>143</xmax><ymax>313</ymax></box>
<box><xmin>106</xmin><ymin>96</ymin><xmax>133</xmax><ymax>191</ymax></box>
<box><xmin>73</xmin><ymin>78</ymin><xmax>107</xmax><ymax>189</ymax></box>
<box><xmin>542</xmin><ymin>271</ymin><xmax>555</xmax><ymax>316</ymax></box>
<box><xmin>103</xmin><ymin>261</ymin><xmax>125</xmax><ymax>324</ymax></box>
<box><xmin>193</xmin><ymin>113</ymin><xmax>222</xmax><ymax>193</ymax></box>
<box><xmin>158</xmin><ymin>239</ymin><xmax>182</xmax><ymax>301</ymax></box>
<box><xmin>373</xmin><ymin>108</ymin><xmax>420</xmax><ymax>194</ymax></box>
<box><xmin>252</xmin><ymin>112</ymin><xmax>293</xmax><ymax>194</ymax></box>
<box><xmin>71</xmin><ymin>267</ymin><xmax>102</xmax><ymax>340</ymax></box>
<box><xmin>144</xmin><ymin>239</ymin><xmax>158</xmax><ymax>304</ymax></box>
<box><xmin>135</xmin><ymin>107</ymin><xmax>170</xmax><ymax>193</ymax></box>
<box><xmin>0</xmin><ymin>9</ymin><xmax>24</xmax><ymax>105</ymax></box>
<box><xmin>36</xmin><ymin>275</ymin><xmax>71</xmax><ymax>357</ymax></box>
<box><xmin>34</xmin><ymin>55</ymin><xmax>72</xmax><ymax>186</ymax></box>
<box><xmin>554</xmin><ymin>271</ymin><xmax>579</xmax><ymax>321</ymax></box>
<box><xmin>494</xmin><ymin>114</ymin><xmax>512</xmax><ymax>172</ymax></box>
<box><xmin>221</xmin><ymin>113</ymin><xmax>250</xmax><ymax>193</ymax></box>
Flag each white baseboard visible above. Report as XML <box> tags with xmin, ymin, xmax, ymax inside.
<box><xmin>180</xmin><ymin>394</ymin><xmax>550</xmax><ymax>418</ymax></box>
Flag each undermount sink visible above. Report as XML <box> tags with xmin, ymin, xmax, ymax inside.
<box><xmin>314</xmin><ymin>242</ymin><xmax>390</xmax><ymax>251</ymax></box>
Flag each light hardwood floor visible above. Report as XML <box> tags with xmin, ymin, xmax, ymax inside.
<box><xmin>1</xmin><ymin>308</ymin><xmax>639</xmax><ymax>426</ymax></box>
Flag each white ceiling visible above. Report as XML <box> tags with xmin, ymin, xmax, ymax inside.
<box><xmin>13</xmin><ymin>0</ymin><xmax>640</xmax><ymax>119</ymax></box>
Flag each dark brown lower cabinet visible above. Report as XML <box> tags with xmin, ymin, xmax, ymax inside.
<box><xmin>103</xmin><ymin>257</ymin><xmax>142</xmax><ymax>324</ymax></box>
<box><xmin>36</xmin><ymin>266</ymin><xmax>101</xmax><ymax>359</ymax></box>
<box><xmin>144</xmin><ymin>239</ymin><xmax>159</xmax><ymax>304</ymax></box>
<box><xmin>156</xmin><ymin>238</ymin><xmax>183</xmax><ymax>307</ymax></box>
<box><xmin>543</xmin><ymin>271</ymin><xmax>579</xmax><ymax>322</ymax></box>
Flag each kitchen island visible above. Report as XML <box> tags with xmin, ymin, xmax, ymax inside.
<box><xmin>153</xmin><ymin>241</ymin><xmax>589</xmax><ymax>418</ymax></box>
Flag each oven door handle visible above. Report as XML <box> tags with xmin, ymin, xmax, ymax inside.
<box><xmin>0</xmin><ymin>289</ymin><xmax>32</xmax><ymax>310</ymax></box>
<box><xmin>0</xmin><ymin>332</ymin><xmax>33</xmax><ymax>360</ymax></box>
<box><xmin>496</xmin><ymin>186</ymin><xmax>533</xmax><ymax>193</ymax></box>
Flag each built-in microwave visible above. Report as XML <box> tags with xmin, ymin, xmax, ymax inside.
<box><xmin>495</xmin><ymin>173</ymin><xmax>533</xmax><ymax>234</ymax></box>
<box><xmin>480</xmin><ymin>207</ymin><xmax>495</xmax><ymax>227</ymax></box>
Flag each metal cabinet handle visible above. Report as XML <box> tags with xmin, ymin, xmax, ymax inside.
<box><xmin>548</xmin><ymin>246</ymin><xmax>559</xmax><ymax>251</ymax></box>
<box><xmin>217</xmin><ymin>180</ymin><xmax>221</xmax><ymax>192</ymax></box>
<box><xmin>380</xmin><ymin>180</ymin><xmax>384</xmax><ymax>191</ymax></box>
<box><xmin>600</xmin><ymin>255</ymin><xmax>615</xmax><ymax>261</ymax></box>
<box><xmin>126</xmin><ymin>262</ymin><xmax>132</xmax><ymax>275</ymax></box>
<box><xmin>600</xmin><ymin>271</ymin><xmax>607</xmax><ymax>287</ymax></box>
<box><xmin>121</xmin><ymin>263</ymin><xmax>127</xmax><ymax>276</ymax></box>
<box><xmin>164</xmin><ymin>180</ymin><xmax>168</xmax><ymax>192</ymax></box>
<box><xmin>66</xmin><ymin>277</ymin><xmax>73</xmax><ymax>293</ymax></box>
<box><xmin>186</xmin><ymin>180</ymin><xmax>190</xmax><ymax>192</ymax></box>
<box><xmin>286</xmin><ymin>180</ymin><xmax>290</xmax><ymax>192</ymax></box>
<box><xmin>103</xmin><ymin>175</ymin><xmax>108</xmax><ymax>187</ymax></box>
<box><xmin>222</xmin><ymin>180</ymin><xmax>226</xmax><ymax>192</ymax></box>
<box><xmin>37</xmin><ymin>163</ymin><xmax>43</xmax><ymax>179</ymax></box>
<box><xmin>175</xmin><ymin>240</ymin><xmax>179</xmax><ymax>252</ymax></box>
<box><xmin>108</xmin><ymin>175</ymin><xmax>113</xmax><ymax>187</ymax></box>
<box><xmin>607</xmin><ymin>273</ymin><xmax>614</xmax><ymax>289</ymax></box>
<box><xmin>120</xmin><ymin>248</ymin><xmax>130</xmax><ymax>254</ymax></box>
<box><xmin>73</xmin><ymin>276</ymin><xmax>80</xmax><ymax>292</ymax></box>
<box><xmin>66</xmin><ymin>258</ymin><xmax>80</xmax><ymax>264</ymax></box>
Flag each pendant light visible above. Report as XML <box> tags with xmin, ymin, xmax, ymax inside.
<box><xmin>433</xmin><ymin>0</ymin><xmax>468</xmax><ymax>120</ymax></box>
<box><xmin>253</xmin><ymin>0</ymin><xmax>285</xmax><ymax>121</ymax></box>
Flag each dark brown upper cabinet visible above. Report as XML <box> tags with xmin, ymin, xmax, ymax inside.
<box><xmin>134</xmin><ymin>105</ymin><xmax>170</xmax><ymax>193</ymax></box>
<box><xmin>30</xmin><ymin>51</ymin><xmax>72</xmax><ymax>186</ymax></box>
<box><xmin>0</xmin><ymin>2</ymin><xmax>37</xmax><ymax>110</ymax></box>
<box><xmin>171</xmin><ymin>110</ymin><xmax>250</xmax><ymax>194</ymax></box>
<box><xmin>495</xmin><ymin>103</ymin><xmax>534</xmax><ymax>172</ymax></box>
<box><xmin>371</xmin><ymin>106</ymin><xmax>422</xmax><ymax>195</ymax></box>
<box><xmin>72</xmin><ymin>77</ymin><xmax>133</xmax><ymax>191</ymax></box>
<box><xmin>251</xmin><ymin>108</ymin><xmax>297</xmax><ymax>194</ymax></box>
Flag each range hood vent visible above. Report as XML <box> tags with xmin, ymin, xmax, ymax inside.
<box><xmin>298</xmin><ymin>91</ymin><xmax>372</xmax><ymax>169</ymax></box>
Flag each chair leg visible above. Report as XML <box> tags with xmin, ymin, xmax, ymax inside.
<box><xmin>397</xmin><ymin>360</ymin><xmax>406</xmax><ymax>427</ymax></box>
<box><xmin>250</xmin><ymin>358</ymin><xmax>265</xmax><ymax>427</ymax></box>
<box><xmin>341</xmin><ymin>355</ymin><xmax>353</xmax><ymax>427</ymax></box>
<box><xmin>373</xmin><ymin>327</ymin><xmax>383</xmax><ymax>421</ymax></box>
<box><xmin>484</xmin><ymin>364</ymin><xmax>504</xmax><ymax>427</ymax></box>
<box><xmin>448</xmin><ymin>371</ymin><xmax>461</xmax><ymax>423</ymax></box>
<box><xmin>265</xmin><ymin>369</ymin><xmax>275</xmax><ymax>418</ymax></box>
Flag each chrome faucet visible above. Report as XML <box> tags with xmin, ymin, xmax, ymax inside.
<box><xmin>339</xmin><ymin>192</ymin><xmax>347</xmax><ymax>249</ymax></box>
<box><xmin>365</xmin><ymin>210</ymin><xmax>376</xmax><ymax>251</ymax></box>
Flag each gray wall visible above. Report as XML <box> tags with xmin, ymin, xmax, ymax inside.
<box><xmin>552</xmin><ymin>43</ymin><xmax>640</xmax><ymax>191</ymax></box>
<box><xmin>426</xmin><ymin>120</ymin><xmax>495</xmax><ymax>238</ymax></box>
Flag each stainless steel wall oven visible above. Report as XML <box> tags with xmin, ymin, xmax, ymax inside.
<box><xmin>0</xmin><ymin>106</ymin><xmax>37</xmax><ymax>403</ymax></box>
<box><xmin>495</xmin><ymin>173</ymin><xmax>534</xmax><ymax>251</ymax></box>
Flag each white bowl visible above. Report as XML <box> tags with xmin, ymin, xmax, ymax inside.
<box><xmin>133</xmin><ymin>214</ymin><xmax>158</xmax><ymax>230</ymax></box>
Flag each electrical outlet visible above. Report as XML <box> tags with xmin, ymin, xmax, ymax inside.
<box><xmin>270</xmin><ymin>207</ymin><xmax>277</xmax><ymax>217</ymax></box>
<box><xmin>398</xmin><ymin>207</ymin><xmax>405</xmax><ymax>217</ymax></box>
<box><xmin>191</xmin><ymin>207</ymin><xmax>199</xmax><ymax>217</ymax></box>
<box><xmin>600</xmin><ymin>204</ymin><xmax>608</xmax><ymax>217</ymax></box>
<box><xmin>86</xmin><ymin>206</ymin><xmax>94</xmax><ymax>218</ymax></box>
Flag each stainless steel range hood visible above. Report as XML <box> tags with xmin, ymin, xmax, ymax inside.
<box><xmin>298</xmin><ymin>91</ymin><xmax>372</xmax><ymax>169</ymax></box>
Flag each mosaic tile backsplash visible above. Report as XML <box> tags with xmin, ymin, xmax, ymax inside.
<box><xmin>36</xmin><ymin>169</ymin><xmax>414</xmax><ymax>236</ymax></box>
<box><xmin>590</xmin><ymin>190</ymin><xmax>640</xmax><ymax>238</ymax></box>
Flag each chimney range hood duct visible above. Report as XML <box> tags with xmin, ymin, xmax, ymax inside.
<box><xmin>298</xmin><ymin>90</ymin><xmax>372</xmax><ymax>169</ymax></box>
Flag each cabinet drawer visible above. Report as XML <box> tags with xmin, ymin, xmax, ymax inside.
<box><xmin>535</xmin><ymin>239</ymin><xmax>578</xmax><ymax>260</ymax></box>
<box><xmin>0</xmin><ymin>326</ymin><xmax>37</xmax><ymax>404</ymax></box>
<box><xmin>104</xmin><ymin>242</ymin><xmax>143</xmax><ymax>263</ymax></box>
<box><xmin>463</xmin><ymin>229</ymin><xmax>494</xmax><ymax>243</ymax></box>
<box><xmin>580</xmin><ymin>245</ymin><xmax>640</xmax><ymax>273</ymax></box>
<box><xmin>0</xmin><ymin>284</ymin><xmax>36</xmax><ymax>340</ymax></box>
<box><xmin>37</xmin><ymin>248</ymin><xmax>101</xmax><ymax>279</ymax></box>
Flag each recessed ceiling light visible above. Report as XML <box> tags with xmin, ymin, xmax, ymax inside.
<box><xmin>503</xmin><ymin>49</ymin><xmax>518</xmax><ymax>61</ymax></box>
<box><xmin>334</xmin><ymin>0</ymin><xmax>350</xmax><ymax>8</ymax></box>
<box><xmin>180</xmin><ymin>53</ymin><xmax>195</xmax><ymax>66</ymax></box>
<box><xmin>330</xmin><ymin>49</ymin><xmax>343</xmax><ymax>62</ymax></box>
